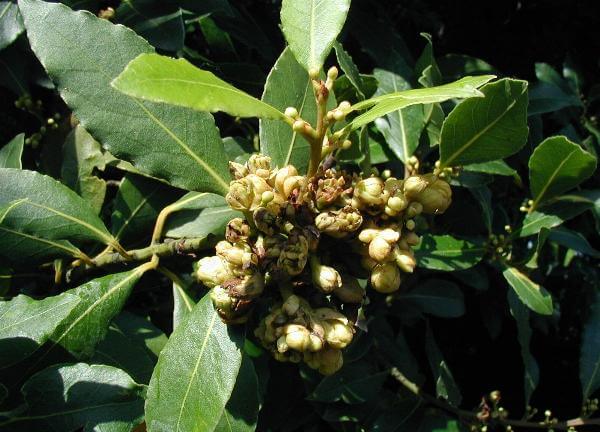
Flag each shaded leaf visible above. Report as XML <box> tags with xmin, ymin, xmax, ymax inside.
<box><xmin>333</xmin><ymin>41</ymin><xmax>365</xmax><ymax>99</ymax></box>
<box><xmin>145</xmin><ymin>294</ymin><xmax>243</xmax><ymax>432</ymax></box>
<box><xmin>400</xmin><ymin>280</ymin><xmax>465</xmax><ymax>318</ymax></box>
<box><xmin>0</xmin><ymin>363</ymin><xmax>144</xmax><ymax>432</ymax></box>
<box><xmin>440</xmin><ymin>78</ymin><xmax>528</xmax><ymax>167</ymax></box>
<box><xmin>0</xmin><ymin>292</ymin><xmax>80</xmax><ymax>367</ymax></box>
<box><xmin>463</xmin><ymin>160</ymin><xmax>519</xmax><ymax>178</ymax></box>
<box><xmin>502</xmin><ymin>266</ymin><xmax>553</xmax><ymax>315</ymax></box>
<box><xmin>414</xmin><ymin>235</ymin><xmax>485</xmax><ymax>271</ymax></box>
<box><xmin>548</xmin><ymin>227</ymin><xmax>600</xmax><ymax>258</ymax></box>
<box><xmin>425</xmin><ymin>324</ymin><xmax>461</xmax><ymax>406</ymax></box>
<box><xmin>529</xmin><ymin>136</ymin><xmax>596</xmax><ymax>210</ymax></box>
<box><xmin>0</xmin><ymin>133</ymin><xmax>24</xmax><ymax>169</ymax></box>
<box><xmin>0</xmin><ymin>1</ymin><xmax>23</xmax><ymax>50</ymax></box>
<box><xmin>280</xmin><ymin>0</ymin><xmax>351</xmax><ymax>73</ymax></box>
<box><xmin>19</xmin><ymin>0</ymin><xmax>230</xmax><ymax>194</ymax></box>
<box><xmin>581</xmin><ymin>292</ymin><xmax>600</xmax><ymax>400</ymax></box>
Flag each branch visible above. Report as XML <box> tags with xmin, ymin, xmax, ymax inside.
<box><xmin>390</xmin><ymin>367</ymin><xmax>600</xmax><ymax>430</ymax></box>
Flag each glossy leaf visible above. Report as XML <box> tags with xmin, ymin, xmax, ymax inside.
<box><xmin>373</xmin><ymin>69</ymin><xmax>424</xmax><ymax>163</ymax></box>
<box><xmin>0</xmin><ymin>1</ymin><xmax>23</xmax><ymax>50</ymax></box>
<box><xmin>463</xmin><ymin>160</ymin><xmax>518</xmax><ymax>178</ymax></box>
<box><xmin>507</xmin><ymin>289</ymin><xmax>539</xmax><ymax>406</ymax></box>
<box><xmin>0</xmin><ymin>133</ymin><xmax>24</xmax><ymax>169</ymax></box>
<box><xmin>347</xmin><ymin>75</ymin><xmax>494</xmax><ymax>132</ymax></box>
<box><xmin>0</xmin><ymin>363</ymin><xmax>144</xmax><ymax>432</ymax></box>
<box><xmin>145</xmin><ymin>294</ymin><xmax>244</xmax><ymax>432</ymax></box>
<box><xmin>529</xmin><ymin>136</ymin><xmax>596</xmax><ymax>210</ymax></box>
<box><xmin>0</xmin><ymin>168</ymin><xmax>113</xmax><ymax>246</ymax></box>
<box><xmin>333</xmin><ymin>41</ymin><xmax>365</xmax><ymax>99</ymax></box>
<box><xmin>439</xmin><ymin>78</ymin><xmax>529</xmax><ymax>167</ymax></box>
<box><xmin>414</xmin><ymin>235</ymin><xmax>485</xmax><ymax>271</ymax></box>
<box><xmin>215</xmin><ymin>355</ymin><xmax>260</xmax><ymax>432</ymax></box>
<box><xmin>61</xmin><ymin>125</ymin><xmax>107</xmax><ymax>215</ymax></box>
<box><xmin>425</xmin><ymin>324</ymin><xmax>462</xmax><ymax>406</ymax></box>
<box><xmin>0</xmin><ymin>292</ymin><xmax>80</xmax><ymax>367</ymax></box>
<box><xmin>581</xmin><ymin>292</ymin><xmax>600</xmax><ymax>400</ymax></box>
<box><xmin>280</xmin><ymin>0</ymin><xmax>351</xmax><ymax>73</ymax></box>
<box><xmin>164</xmin><ymin>192</ymin><xmax>239</xmax><ymax>239</ymax></box>
<box><xmin>502</xmin><ymin>266</ymin><xmax>553</xmax><ymax>315</ymax></box>
<box><xmin>19</xmin><ymin>0</ymin><xmax>230</xmax><ymax>194</ymax></box>
<box><xmin>400</xmin><ymin>280</ymin><xmax>465</xmax><ymax>318</ymax></box>
<box><xmin>259</xmin><ymin>47</ymin><xmax>334</xmax><ymax>173</ymax></box>
<box><xmin>113</xmin><ymin>53</ymin><xmax>285</xmax><ymax>120</ymax></box>
<box><xmin>172</xmin><ymin>280</ymin><xmax>195</xmax><ymax>330</ymax></box>
<box><xmin>51</xmin><ymin>268</ymin><xmax>146</xmax><ymax>358</ymax></box>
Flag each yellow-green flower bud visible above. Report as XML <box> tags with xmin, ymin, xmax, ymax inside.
<box><xmin>406</xmin><ymin>202</ymin><xmax>423</xmax><ymax>218</ymax></box>
<box><xmin>324</xmin><ymin>321</ymin><xmax>354</xmax><ymax>349</ymax></box>
<box><xmin>274</xmin><ymin>165</ymin><xmax>299</xmax><ymax>193</ymax></box>
<box><xmin>369</xmin><ymin>235</ymin><xmax>396</xmax><ymax>262</ymax></box>
<box><xmin>315</xmin><ymin>206</ymin><xmax>363</xmax><ymax>238</ymax></box>
<box><xmin>284</xmin><ymin>324</ymin><xmax>311</xmax><ymax>352</ymax></box>
<box><xmin>310</xmin><ymin>256</ymin><xmax>342</xmax><ymax>293</ymax></box>
<box><xmin>247</xmin><ymin>154</ymin><xmax>272</xmax><ymax>178</ymax></box>
<box><xmin>403</xmin><ymin>175</ymin><xmax>429</xmax><ymax>199</ymax></box>
<box><xmin>393</xmin><ymin>247</ymin><xmax>416</xmax><ymax>273</ymax></box>
<box><xmin>404</xmin><ymin>231</ymin><xmax>420</xmax><ymax>246</ymax></box>
<box><xmin>282</xmin><ymin>175</ymin><xmax>306</xmax><ymax>198</ymax></box>
<box><xmin>226</xmin><ymin>273</ymin><xmax>264</xmax><ymax>299</ymax></box>
<box><xmin>210</xmin><ymin>285</ymin><xmax>232</xmax><ymax>311</ymax></box>
<box><xmin>354</xmin><ymin>177</ymin><xmax>387</xmax><ymax>207</ymax></box>
<box><xmin>277</xmin><ymin>335</ymin><xmax>289</xmax><ymax>353</ymax></box>
<box><xmin>228</xmin><ymin>161</ymin><xmax>248</xmax><ymax>180</ymax></box>
<box><xmin>308</xmin><ymin>334</ymin><xmax>324</xmax><ymax>352</ymax></box>
<box><xmin>414</xmin><ymin>175</ymin><xmax>452</xmax><ymax>214</ymax></box>
<box><xmin>225</xmin><ymin>218</ymin><xmax>251</xmax><ymax>243</ymax></box>
<box><xmin>387</xmin><ymin>195</ymin><xmax>408</xmax><ymax>212</ymax></box>
<box><xmin>284</xmin><ymin>106</ymin><xmax>299</xmax><ymax>119</ymax></box>
<box><xmin>371</xmin><ymin>262</ymin><xmax>401</xmax><ymax>293</ymax></box>
<box><xmin>216</xmin><ymin>240</ymin><xmax>257</xmax><ymax>268</ymax></box>
<box><xmin>195</xmin><ymin>256</ymin><xmax>235</xmax><ymax>288</ymax></box>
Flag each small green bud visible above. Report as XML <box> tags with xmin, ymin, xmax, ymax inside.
<box><xmin>388</xmin><ymin>195</ymin><xmax>408</xmax><ymax>212</ymax></box>
<box><xmin>405</xmin><ymin>219</ymin><xmax>416</xmax><ymax>230</ymax></box>
<box><xmin>338</xmin><ymin>100</ymin><xmax>351</xmax><ymax>111</ymax></box>
<box><xmin>342</xmin><ymin>139</ymin><xmax>352</xmax><ymax>150</ymax></box>
<box><xmin>292</xmin><ymin>119</ymin><xmax>306</xmax><ymax>132</ymax></box>
<box><xmin>284</xmin><ymin>106</ymin><xmax>299</xmax><ymax>118</ymax></box>
<box><xmin>327</xmin><ymin>66</ymin><xmax>338</xmax><ymax>80</ymax></box>
<box><xmin>369</xmin><ymin>236</ymin><xmax>393</xmax><ymax>262</ymax></box>
<box><xmin>371</xmin><ymin>262</ymin><xmax>401</xmax><ymax>293</ymax></box>
<box><xmin>406</xmin><ymin>202</ymin><xmax>423</xmax><ymax>218</ymax></box>
<box><xmin>404</xmin><ymin>231</ymin><xmax>420</xmax><ymax>246</ymax></box>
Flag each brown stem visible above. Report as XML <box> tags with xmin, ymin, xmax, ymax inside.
<box><xmin>390</xmin><ymin>367</ymin><xmax>600</xmax><ymax>430</ymax></box>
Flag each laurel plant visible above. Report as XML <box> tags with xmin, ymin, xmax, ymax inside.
<box><xmin>0</xmin><ymin>0</ymin><xmax>599</xmax><ymax>431</ymax></box>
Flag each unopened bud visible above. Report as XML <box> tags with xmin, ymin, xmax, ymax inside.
<box><xmin>333</xmin><ymin>109</ymin><xmax>345</xmax><ymax>121</ymax></box>
<box><xmin>342</xmin><ymin>139</ymin><xmax>352</xmax><ymax>150</ymax></box>
<box><xmin>405</xmin><ymin>219</ymin><xmax>416</xmax><ymax>230</ymax></box>
<box><xmin>225</xmin><ymin>218</ymin><xmax>251</xmax><ymax>243</ymax></box>
<box><xmin>292</xmin><ymin>119</ymin><xmax>306</xmax><ymax>132</ymax></box>
<box><xmin>338</xmin><ymin>100</ymin><xmax>351</xmax><ymax>111</ymax></box>
<box><xmin>327</xmin><ymin>66</ymin><xmax>338</xmax><ymax>80</ymax></box>
<box><xmin>371</xmin><ymin>262</ymin><xmax>401</xmax><ymax>293</ymax></box>
<box><xmin>324</xmin><ymin>321</ymin><xmax>354</xmax><ymax>349</ymax></box>
<box><xmin>403</xmin><ymin>175</ymin><xmax>429</xmax><ymax>199</ymax></box>
<box><xmin>387</xmin><ymin>195</ymin><xmax>408</xmax><ymax>212</ymax></box>
<box><xmin>283</xmin><ymin>175</ymin><xmax>306</xmax><ymax>198</ymax></box>
<box><xmin>285</xmin><ymin>324</ymin><xmax>311</xmax><ymax>352</ymax></box>
<box><xmin>406</xmin><ymin>202</ymin><xmax>423</xmax><ymax>218</ymax></box>
<box><xmin>393</xmin><ymin>247</ymin><xmax>416</xmax><ymax>273</ymax></box>
<box><xmin>315</xmin><ymin>206</ymin><xmax>363</xmax><ymax>238</ymax></box>
<box><xmin>414</xmin><ymin>175</ymin><xmax>452</xmax><ymax>214</ymax></box>
<box><xmin>309</xmin><ymin>67</ymin><xmax>320</xmax><ymax>79</ymax></box>
<box><xmin>274</xmin><ymin>165</ymin><xmax>299</xmax><ymax>194</ymax></box>
<box><xmin>228</xmin><ymin>161</ymin><xmax>248</xmax><ymax>180</ymax></box>
<box><xmin>284</xmin><ymin>106</ymin><xmax>299</xmax><ymax>118</ymax></box>
<box><xmin>283</xmin><ymin>294</ymin><xmax>301</xmax><ymax>316</ymax></box>
<box><xmin>354</xmin><ymin>177</ymin><xmax>386</xmax><ymax>207</ymax></box>
<box><xmin>216</xmin><ymin>240</ymin><xmax>257</xmax><ymax>268</ymax></box>
<box><xmin>404</xmin><ymin>231</ymin><xmax>420</xmax><ymax>246</ymax></box>
<box><xmin>310</xmin><ymin>256</ymin><xmax>342</xmax><ymax>293</ymax></box>
<box><xmin>196</xmin><ymin>256</ymin><xmax>235</xmax><ymax>288</ymax></box>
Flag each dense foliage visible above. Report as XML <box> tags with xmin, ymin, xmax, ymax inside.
<box><xmin>0</xmin><ymin>1</ymin><xmax>599</xmax><ymax>431</ymax></box>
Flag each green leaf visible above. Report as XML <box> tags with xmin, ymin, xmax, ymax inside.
<box><xmin>507</xmin><ymin>289</ymin><xmax>539</xmax><ymax>405</ymax></box>
<box><xmin>0</xmin><ymin>168</ymin><xmax>114</xmax><ymax>246</ymax></box>
<box><xmin>414</xmin><ymin>235</ymin><xmax>485</xmax><ymax>271</ymax></box>
<box><xmin>280</xmin><ymin>0</ymin><xmax>351</xmax><ymax>73</ymax></box>
<box><xmin>400</xmin><ymin>280</ymin><xmax>465</xmax><ymax>318</ymax></box>
<box><xmin>347</xmin><ymin>75</ymin><xmax>494</xmax><ymax>132</ymax></box>
<box><xmin>581</xmin><ymin>292</ymin><xmax>600</xmax><ymax>400</ymax></box>
<box><xmin>525</xmin><ymin>227</ymin><xmax>550</xmax><ymax>269</ymax></box>
<box><xmin>145</xmin><ymin>294</ymin><xmax>244</xmax><ymax>432</ymax></box>
<box><xmin>111</xmin><ymin>173</ymin><xmax>177</xmax><ymax>245</ymax></box>
<box><xmin>115</xmin><ymin>0</ymin><xmax>184</xmax><ymax>52</ymax></box>
<box><xmin>502</xmin><ymin>266</ymin><xmax>553</xmax><ymax>315</ymax></box>
<box><xmin>309</xmin><ymin>361</ymin><xmax>388</xmax><ymax>404</ymax></box>
<box><xmin>548</xmin><ymin>227</ymin><xmax>600</xmax><ymax>258</ymax></box>
<box><xmin>0</xmin><ymin>292</ymin><xmax>80</xmax><ymax>367</ymax></box>
<box><xmin>0</xmin><ymin>133</ymin><xmax>24</xmax><ymax>168</ymax></box>
<box><xmin>259</xmin><ymin>47</ymin><xmax>334</xmax><ymax>173</ymax></box>
<box><xmin>50</xmin><ymin>268</ymin><xmax>146</xmax><ymax>358</ymax></box>
<box><xmin>0</xmin><ymin>1</ymin><xmax>23</xmax><ymax>50</ymax></box>
<box><xmin>0</xmin><ymin>363</ymin><xmax>144</xmax><ymax>432</ymax></box>
<box><xmin>164</xmin><ymin>192</ymin><xmax>239</xmax><ymax>239</ymax></box>
<box><xmin>373</xmin><ymin>69</ymin><xmax>424</xmax><ymax>163</ymax></box>
<box><xmin>439</xmin><ymin>78</ymin><xmax>529</xmax><ymax>167</ymax></box>
<box><xmin>172</xmin><ymin>280</ymin><xmax>195</xmax><ymax>331</ymax></box>
<box><xmin>425</xmin><ymin>323</ymin><xmax>462</xmax><ymax>406</ymax></box>
<box><xmin>215</xmin><ymin>355</ymin><xmax>260</xmax><ymax>432</ymax></box>
<box><xmin>463</xmin><ymin>160</ymin><xmax>519</xmax><ymax>178</ymax></box>
<box><xmin>529</xmin><ymin>136</ymin><xmax>597</xmax><ymax>211</ymax></box>
<box><xmin>112</xmin><ymin>53</ymin><xmax>285</xmax><ymax>121</ymax></box>
<box><xmin>19</xmin><ymin>0</ymin><xmax>230</xmax><ymax>194</ymax></box>
<box><xmin>333</xmin><ymin>41</ymin><xmax>365</xmax><ymax>99</ymax></box>
<box><xmin>528</xmin><ymin>63</ymin><xmax>582</xmax><ymax>115</ymax></box>
<box><xmin>91</xmin><ymin>311</ymin><xmax>166</xmax><ymax>384</ymax></box>
<box><xmin>61</xmin><ymin>125</ymin><xmax>106</xmax><ymax>215</ymax></box>
<box><xmin>469</xmin><ymin>186</ymin><xmax>493</xmax><ymax>232</ymax></box>
<box><xmin>110</xmin><ymin>310</ymin><xmax>167</xmax><ymax>358</ymax></box>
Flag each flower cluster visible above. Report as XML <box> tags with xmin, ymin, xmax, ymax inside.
<box><xmin>195</xmin><ymin>153</ymin><xmax>452</xmax><ymax>374</ymax></box>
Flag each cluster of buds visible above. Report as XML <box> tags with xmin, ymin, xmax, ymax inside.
<box><xmin>194</xmin><ymin>152</ymin><xmax>452</xmax><ymax>374</ymax></box>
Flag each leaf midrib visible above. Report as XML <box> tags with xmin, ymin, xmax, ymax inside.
<box><xmin>0</xmin><ymin>225</ymin><xmax>82</xmax><ymax>256</ymax></box>
<box><xmin>530</xmin><ymin>148</ymin><xmax>578</xmax><ymax>211</ymax></box>
<box><xmin>0</xmin><ymin>296</ymin><xmax>78</xmax><ymax>334</ymax></box>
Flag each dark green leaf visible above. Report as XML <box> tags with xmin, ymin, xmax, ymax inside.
<box><xmin>145</xmin><ymin>294</ymin><xmax>244</xmax><ymax>432</ymax></box>
<box><xmin>502</xmin><ymin>266</ymin><xmax>553</xmax><ymax>315</ymax></box>
<box><xmin>373</xmin><ymin>69</ymin><xmax>424</xmax><ymax>163</ymax></box>
<box><xmin>61</xmin><ymin>125</ymin><xmax>106</xmax><ymax>214</ymax></box>
<box><xmin>19</xmin><ymin>0</ymin><xmax>230</xmax><ymax>194</ymax></box>
<box><xmin>548</xmin><ymin>227</ymin><xmax>600</xmax><ymax>257</ymax></box>
<box><xmin>425</xmin><ymin>324</ymin><xmax>461</xmax><ymax>406</ymax></box>
<box><xmin>529</xmin><ymin>136</ymin><xmax>596</xmax><ymax>210</ymax></box>
<box><xmin>0</xmin><ymin>363</ymin><xmax>144</xmax><ymax>432</ymax></box>
<box><xmin>463</xmin><ymin>160</ymin><xmax>519</xmax><ymax>178</ymax></box>
<box><xmin>0</xmin><ymin>168</ymin><xmax>114</xmax><ymax>246</ymax></box>
<box><xmin>581</xmin><ymin>292</ymin><xmax>600</xmax><ymax>400</ymax></box>
<box><xmin>112</xmin><ymin>53</ymin><xmax>285</xmax><ymax>121</ymax></box>
<box><xmin>333</xmin><ymin>41</ymin><xmax>365</xmax><ymax>99</ymax></box>
<box><xmin>439</xmin><ymin>78</ymin><xmax>529</xmax><ymax>167</ymax></box>
<box><xmin>280</xmin><ymin>0</ymin><xmax>351</xmax><ymax>73</ymax></box>
<box><xmin>469</xmin><ymin>186</ymin><xmax>493</xmax><ymax>232</ymax></box>
<box><xmin>260</xmin><ymin>47</ymin><xmax>334</xmax><ymax>173</ymax></box>
<box><xmin>0</xmin><ymin>133</ymin><xmax>24</xmax><ymax>169</ymax></box>
<box><xmin>414</xmin><ymin>235</ymin><xmax>485</xmax><ymax>271</ymax></box>
<box><xmin>0</xmin><ymin>1</ymin><xmax>23</xmax><ymax>50</ymax></box>
<box><xmin>507</xmin><ymin>289</ymin><xmax>539</xmax><ymax>405</ymax></box>
<box><xmin>51</xmin><ymin>267</ymin><xmax>147</xmax><ymax>358</ymax></box>
<box><xmin>0</xmin><ymin>292</ymin><xmax>80</xmax><ymax>367</ymax></box>
<box><xmin>172</xmin><ymin>280</ymin><xmax>195</xmax><ymax>330</ymax></box>
<box><xmin>400</xmin><ymin>280</ymin><xmax>465</xmax><ymax>318</ymax></box>
<box><xmin>437</xmin><ymin>54</ymin><xmax>497</xmax><ymax>82</ymax></box>
<box><xmin>215</xmin><ymin>355</ymin><xmax>260</xmax><ymax>432</ymax></box>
